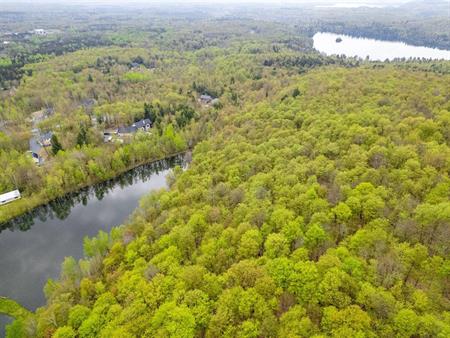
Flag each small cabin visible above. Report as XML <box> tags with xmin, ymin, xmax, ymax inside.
<box><xmin>0</xmin><ymin>190</ymin><xmax>21</xmax><ymax>205</ymax></box>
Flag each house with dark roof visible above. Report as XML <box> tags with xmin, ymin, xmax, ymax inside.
<box><xmin>117</xmin><ymin>126</ymin><xmax>137</xmax><ymax>135</ymax></box>
<box><xmin>133</xmin><ymin>118</ymin><xmax>152</xmax><ymax>131</ymax></box>
<box><xmin>28</xmin><ymin>131</ymin><xmax>53</xmax><ymax>165</ymax></box>
<box><xmin>29</xmin><ymin>137</ymin><xmax>44</xmax><ymax>165</ymax></box>
<box><xmin>40</xmin><ymin>131</ymin><xmax>53</xmax><ymax>147</ymax></box>
<box><xmin>117</xmin><ymin>119</ymin><xmax>152</xmax><ymax>136</ymax></box>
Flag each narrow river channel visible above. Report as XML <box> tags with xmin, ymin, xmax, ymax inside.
<box><xmin>0</xmin><ymin>154</ymin><xmax>187</xmax><ymax>334</ymax></box>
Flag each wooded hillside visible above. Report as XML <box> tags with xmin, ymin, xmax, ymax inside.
<box><xmin>10</xmin><ymin>66</ymin><xmax>449</xmax><ymax>338</ymax></box>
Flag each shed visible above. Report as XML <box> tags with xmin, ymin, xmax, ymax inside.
<box><xmin>0</xmin><ymin>190</ymin><xmax>21</xmax><ymax>205</ymax></box>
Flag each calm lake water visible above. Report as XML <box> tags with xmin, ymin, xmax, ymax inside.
<box><xmin>315</xmin><ymin>3</ymin><xmax>386</xmax><ymax>8</ymax></box>
<box><xmin>0</xmin><ymin>154</ymin><xmax>186</xmax><ymax>335</ymax></box>
<box><xmin>313</xmin><ymin>32</ymin><xmax>450</xmax><ymax>61</ymax></box>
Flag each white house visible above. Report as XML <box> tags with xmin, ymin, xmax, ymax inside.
<box><xmin>0</xmin><ymin>190</ymin><xmax>21</xmax><ymax>205</ymax></box>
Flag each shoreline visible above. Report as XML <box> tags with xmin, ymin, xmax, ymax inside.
<box><xmin>0</xmin><ymin>149</ymin><xmax>190</xmax><ymax>226</ymax></box>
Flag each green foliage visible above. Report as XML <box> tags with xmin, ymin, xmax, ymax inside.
<box><xmin>53</xmin><ymin>326</ymin><xmax>76</xmax><ymax>338</ymax></box>
<box><xmin>149</xmin><ymin>302</ymin><xmax>196</xmax><ymax>337</ymax></box>
<box><xmin>5</xmin><ymin>319</ymin><xmax>28</xmax><ymax>338</ymax></box>
<box><xmin>51</xmin><ymin>134</ymin><xmax>64</xmax><ymax>155</ymax></box>
<box><xmin>83</xmin><ymin>231</ymin><xmax>109</xmax><ymax>258</ymax></box>
<box><xmin>123</xmin><ymin>71</ymin><xmax>151</xmax><ymax>82</ymax></box>
<box><xmin>3</xmin><ymin>17</ymin><xmax>450</xmax><ymax>337</ymax></box>
<box><xmin>76</xmin><ymin>125</ymin><xmax>89</xmax><ymax>146</ymax></box>
<box><xmin>0</xmin><ymin>57</ymin><xmax>13</xmax><ymax>67</ymax></box>
<box><xmin>1</xmin><ymin>297</ymin><xmax>32</xmax><ymax>338</ymax></box>
<box><xmin>28</xmin><ymin>67</ymin><xmax>449</xmax><ymax>337</ymax></box>
<box><xmin>68</xmin><ymin>305</ymin><xmax>91</xmax><ymax>330</ymax></box>
<box><xmin>0</xmin><ymin>297</ymin><xmax>31</xmax><ymax>320</ymax></box>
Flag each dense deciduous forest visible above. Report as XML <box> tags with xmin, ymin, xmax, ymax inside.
<box><xmin>0</xmin><ymin>1</ymin><xmax>449</xmax><ymax>337</ymax></box>
<box><xmin>9</xmin><ymin>65</ymin><xmax>450</xmax><ymax>338</ymax></box>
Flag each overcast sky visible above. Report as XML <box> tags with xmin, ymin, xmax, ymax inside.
<box><xmin>5</xmin><ymin>0</ymin><xmax>414</xmax><ymax>4</ymax></box>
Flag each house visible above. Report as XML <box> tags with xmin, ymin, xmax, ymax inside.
<box><xmin>199</xmin><ymin>94</ymin><xmax>213</xmax><ymax>105</ymax></box>
<box><xmin>0</xmin><ymin>190</ymin><xmax>21</xmax><ymax>205</ymax></box>
<box><xmin>29</xmin><ymin>138</ymin><xmax>44</xmax><ymax>165</ymax></box>
<box><xmin>28</xmin><ymin>131</ymin><xmax>53</xmax><ymax>165</ymax></box>
<box><xmin>133</xmin><ymin>118</ymin><xmax>152</xmax><ymax>131</ymax></box>
<box><xmin>117</xmin><ymin>125</ymin><xmax>137</xmax><ymax>136</ymax></box>
<box><xmin>117</xmin><ymin>119</ymin><xmax>152</xmax><ymax>136</ymax></box>
<box><xmin>39</xmin><ymin>131</ymin><xmax>53</xmax><ymax>147</ymax></box>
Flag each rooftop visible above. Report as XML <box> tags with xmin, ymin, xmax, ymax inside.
<box><xmin>29</xmin><ymin>137</ymin><xmax>42</xmax><ymax>154</ymax></box>
<box><xmin>133</xmin><ymin>118</ymin><xmax>152</xmax><ymax>129</ymax></box>
<box><xmin>0</xmin><ymin>189</ymin><xmax>21</xmax><ymax>202</ymax></box>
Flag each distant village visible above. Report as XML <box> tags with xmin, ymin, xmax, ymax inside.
<box><xmin>1</xmin><ymin>28</ymin><xmax>53</xmax><ymax>46</ymax></box>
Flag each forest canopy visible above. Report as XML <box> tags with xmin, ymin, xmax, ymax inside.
<box><xmin>8</xmin><ymin>66</ymin><xmax>449</xmax><ymax>338</ymax></box>
<box><xmin>1</xmin><ymin>2</ymin><xmax>449</xmax><ymax>338</ymax></box>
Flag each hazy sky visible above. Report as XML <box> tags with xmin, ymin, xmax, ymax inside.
<box><xmin>6</xmin><ymin>0</ymin><xmax>414</xmax><ymax>4</ymax></box>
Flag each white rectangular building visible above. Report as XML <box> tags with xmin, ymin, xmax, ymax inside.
<box><xmin>0</xmin><ymin>190</ymin><xmax>21</xmax><ymax>205</ymax></box>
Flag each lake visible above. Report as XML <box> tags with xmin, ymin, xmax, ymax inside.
<box><xmin>313</xmin><ymin>32</ymin><xmax>450</xmax><ymax>61</ymax></box>
<box><xmin>0</xmin><ymin>154</ymin><xmax>187</xmax><ymax>335</ymax></box>
<box><xmin>315</xmin><ymin>3</ymin><xmax>386</xmax><ymax>8</ymax></box>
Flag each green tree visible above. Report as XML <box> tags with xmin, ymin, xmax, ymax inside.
<box><xmin>76</xmin><ymin>125</ymin><xmax>89</xmax><ymax>146</ymax></box>
<box><xmin>149</xmin><ymin>302</ymin><xmax>196</xmax><ymax>338</ymax></box>
<box><xmin>51</xmin><ymin>134</ymin><xmax>63</xmax><ymax>155</ymax></box>
<box><xmin>238</xmin><ymin>229</ymin><xmax>263</xmax><ymax>259</ymax></box>
<box><xmin>264</xmin><ymin>233</ymin><xmax>289</xmax><ymax>258</ymax></box>
<box><xmin>53</xmin><ymin>326</ymin><xmax>76</xmax><ymax>338</ymax></box>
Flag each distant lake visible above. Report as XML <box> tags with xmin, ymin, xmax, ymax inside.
<box><xmin>0</xmin><ymin>154</ymin><xmax>187</xmax><ymax>335</ymax></box>
<box><xmin>315</xmin><ymin>3</ymin><xmax>386</xmax><ymax>8</ymax></box>
<box><xmin>313</xmin><ymin>32</ymin><xmax>450</xmax><ymax>61</ymax></box>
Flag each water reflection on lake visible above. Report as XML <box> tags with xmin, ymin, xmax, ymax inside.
<box><xmin>313</xmin><ymin>32</ymin><xmax>450</xmax><ymax>61</ymax></box>
<box><xmin>0</xmin><ymin>154</ymin><xmax>186</xmax><ymax>334</ymax></box>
